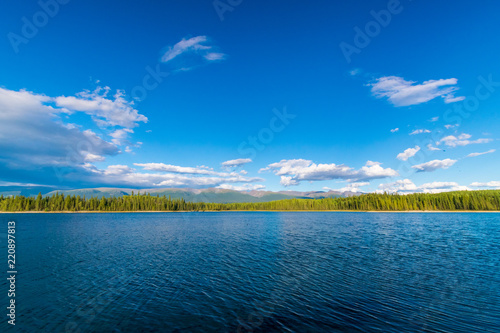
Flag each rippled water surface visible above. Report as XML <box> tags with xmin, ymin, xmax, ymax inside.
<box><xmin>2</xmin><ymin>212</ymin><xmax>500</xmax><ymax>332</ymax></box>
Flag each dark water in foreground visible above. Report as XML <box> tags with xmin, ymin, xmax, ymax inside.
<box><xmin>1</xmin><ymin>212</ymin><xmax>499</xmax><ymax>332</ymax></box>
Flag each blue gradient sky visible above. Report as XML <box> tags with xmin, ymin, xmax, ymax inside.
<box><xmin>0</xmin><ymin>0</ymin><xmax>499</xmax><ymax>192</ymax></box>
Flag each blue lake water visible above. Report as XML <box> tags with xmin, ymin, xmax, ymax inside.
<box><xmin>1</xmin><ymin>212</ymin><xmax>499</xmax><ymax>332</ymax></box>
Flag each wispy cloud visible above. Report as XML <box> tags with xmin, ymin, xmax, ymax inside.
<box><xmin>470</xmin><ymin>181</ymin><xmax>500</xmax><ymax>189</ymax></box>
<box><xmin>161</xmin><ymin>36</ymin><xmax>226</xmax><ymax>64</ymax></box>
<box><xmin>135</xmin><ymin>163</ymin><xmax>230</xmax><ymax>177</ymax></box>
<box><xmin>260</xmin><ymin>159</ymin><xmax>398</xmax><ymax>186</ymax></box>
<box><xmin>411</xmin><ymin>159</ymin><xmax>457</xmax><ymax>172</ymax></box>
<box><xmin>410</xmin><ymin>129</ymin><xmax>431</xmax><ymax>135</ymax></box>
<box><xmin>377</xmin><ymin>179</ymin><xmax>469</xmax><ymax>194</ymax></box>
<box><xmin>369</xmin><ymin>76</ymin><xmax>464</xmax><ymax>107</ymax></box>
<box><xmin>221</xmin><ymin>158</ymin><xmax>252</xmax><ymax>168</ymax></box>
<box><xmin>84</xmin><ymin>163</ymin><xmax>263</xmax><ymax>188</ymax></box>
<box><xmin>443</xmin><ymin>95</ymin><xmax>466</xmax><ymax>103</ymax></box>
<box><xmin>217</xmin><ymin>184</ymin><xmax>266</xmax><ymax>191</ymax></box>
<box><xmin>427</xmin><ymin>144</ymin><xmax>442</xmax><ymax>151</ymax></box>
<box><xmin>466</xmin><ymin>149</ymin><xmax>496</xmax><ymax>158</ymax></box>
<box><xmin>390</xmin><ymin>127</ymin><xmax>399</xmax><ymax>133</ymax></box>
<box><xmin>324</xmin><ymin>182</ymin><xmax>370</xmax><ymax>193</ymax></box>
<box><xmin>397</xmin><ymin>145</ymin><xmax>420</xmax><ymax>161</ymax></box>
<box><xmin>437</xmin><ymin>133</ymin><xmax>492</xmax><ymax>147</ymax></box>
<box><xmin>204</xmin><ymin>52</ymin><xmax>225</xmax><ymax>61</ymax></box>
<box><xmin>349</xmin><ymin>68</ymin><xmax>361</xmax><ymax>76</ymax></box>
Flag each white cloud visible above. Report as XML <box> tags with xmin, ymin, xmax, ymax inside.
<box><xmin>443</xmin><ymin>95</ymin><xmax>466</xmax><ymax>103</ymax></box>
<box><xmin>55</xmin><ymin>86</ymin><xmax>147</xmax><ymax>128</ymax></box>
<box><xmin>280</xmin><ymin>176</ymin><xmax>299</xmax><ymax>187</ymax></box>
<box><xmin>429</xmin><ymin>116</ymin><xmax>439</xmax><ymax>122</ymax></box>
<box><xmin>217</xmin><ymin>184</ymin><xmax>266</xmax><ymax>191</ymax></box>
<box><xmin>134</xmin><ymin>163</ymin><xmax>237</xmax><ymax>177</ymax></box>
<box><xmin>444</xmin><ymin>124</ymin><xmax>459</xmax><ymax>129</ymax></box>
<box><xmin>132</xmin><ymin>163</ymin><xmax>257</xmax><ymax>189</ymax></box>
<box><xmin>221</xmin><ymin>158</ymin><xmax>252</xmax><ymax>168</ymax></box>
<box><xmin>437</xmin><ymin>133</ymin><xmax>492</xmax><ymax>147</ymax></box>
<box><xmin>161</xmin><ymin>36</ymin><xmax>226</xmax><ymax>63</ymax></box>
<box><xmin>418</xmin><ymin>182</ymin><xmax>469</xmax><ymax>193</ymax></box>
<box><xmin>377</xmin><ymin>179</ymin><xmax>418</xmax><ymax>193</ymax></box>
<box><xmin>390</xmin><ymin>127</ymin><xmax>399</xmax><ymax>133</ymax></box>
<box><xmin>419</xmin><ymin>181</ymin><xmax>457</xmax><ymax>189</ymax></box>
<box><xmin>260</xmin><ymin>159</ymin><xmax>398</xmax><ymax>186</ymax></box>
<box><xmin>325</xmin><ymin>182</ymin><xmax>370</xmax><ymax>193</ymax></box>
<box><xmin>82</xmin><ymin>163</ymin><xmax>263</xmax><ymax>188</ymax></box>
<box><xmin>162</xmin><ymin>36</ymin><xmax>208</xmax><ymax>62</ymax></box>
<box><xmin>0</xmin><ymin>85</ymin><xmax>154</xmax><ymax>187</ymax></box>
<box><xmin>204</xmin><ymin>52</ymin><xmax>226</xmax><ymax>61</ymax></box>
<box><xmin>466</xmin><ymin>149</ymin><xmax>496</xmax><ymax>158</ymax></box>
<box><xmin>0</xmin><ymin>87</ymin><xmax>118</xmax><ymax>176</ymax></box>
<box><xmin>427</xmin><ymin>144</ymin><xmax>442</xmax><ymax>151</ymax></box>
<box><xmin>470</xmin><ymin>181</ymin><xmax>500</xmax><ymax>189</ymax></box>
<box><xmin>357</xmin><ymin>161</ymin><xmax>399</xmax><ymax>180</ymax></box>
<box><xmin>410</xmin><ymin>129</ymin><xmax>431</xmax><ymax>135</ymax></box>
<box><xmin>369</xmin><ymin>76</ymin><xmax>464</xmax><ymax>107</ymax></box>
<box><xmin>84</xmin><ymin>153</ymin><xmax>105</xmax><ymax>163</ymax></box>
<box><xmin>0</xmin><ymin>180</ymin><xmax>55</xmax><ymax>187</ymax></box>
<box><xmin>109</xmin><ymin>128</ymin><xmax>134</xmax><ymax>146</ymax></box>
<box><xmin>397</xmin><ymin>145</ymin><xmax>420</xmax><ymax>161</ymax></box>
<box><xmin>377</xmin><ymin>179</ymin><xmax>469</xmax><ymax>194</ymax></box>
<box><xmin>412</xmin><ymin>159</ymin><xmax>457</xmax><ymax>172</ymax></box>
<box><xmin>349</xmin><ymin>68</ymin><xmax>361</xmax><ymax>76</ymax></box>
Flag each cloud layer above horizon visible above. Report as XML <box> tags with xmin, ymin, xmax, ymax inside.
<box><xmin>259</xmin><ymin>159</ymin><xmax>398</xmax><ymax>186</ymax></box>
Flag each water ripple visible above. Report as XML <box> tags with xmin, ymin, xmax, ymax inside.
<box><xmin>1</xmin><ymin>212</ymin><xmax>499</xmax><ymax>332</ymax></box>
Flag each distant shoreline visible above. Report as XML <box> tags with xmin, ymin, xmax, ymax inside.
<box><xmin>1</xmin><ymin>210</ymin><xmax>499</xmax><ymax>214</ymax></box>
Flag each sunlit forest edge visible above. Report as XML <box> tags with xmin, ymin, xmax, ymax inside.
<box><xmin>1</xmin><ymin>190</ymin><xmax>499</xmax><ymax>212</ymax></box>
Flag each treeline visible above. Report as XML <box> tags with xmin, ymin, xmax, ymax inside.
<box><xmin>1</xmin><ymin>190</ymin><xmax>499</xmax><ymax>212</ymax></box>
<box><xmin>225</xmin><ymin>190</ymin><xmax>500</xmax><ymax>211</ymax></box>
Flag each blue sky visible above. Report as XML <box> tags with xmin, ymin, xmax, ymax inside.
<box><xmin>0</xmin><ymin>0</ymin><xmax>499</xmax><ymax>193</ymax></box>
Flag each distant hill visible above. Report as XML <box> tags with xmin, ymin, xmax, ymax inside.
<box><xmin>0</xmin><ymin>185</ymin><xmax>57</xmax><ymax>198</ymax></box>
<box><xmin>0</xmin><ymin>187</ymin><xmax>355</xmax><ymax>203</ymax></box>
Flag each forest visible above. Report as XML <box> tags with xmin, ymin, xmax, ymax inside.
<box><xmin>1</xmin><ymin>190</ymin><xmax>499</xmax><ymax>212</ymax></box>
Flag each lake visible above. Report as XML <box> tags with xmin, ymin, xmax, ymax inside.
<box><xmin>2</xmin><ymin>212</ymin><xmax>499</xmax><ymax>332</ymax></box>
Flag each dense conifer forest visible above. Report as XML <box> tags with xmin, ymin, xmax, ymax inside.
<box><xmin>1</xmin><ymin>190</ymin><xmax>499</xmax><ymax>212</ymax></box>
